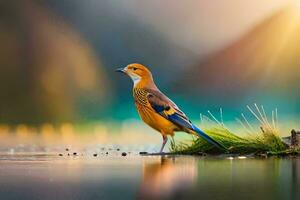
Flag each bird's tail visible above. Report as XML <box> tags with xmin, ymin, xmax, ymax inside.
<box><xmin>191</xmin><ymin>124</ymin><xmax>227</xmax><ymax>150</ymax></box>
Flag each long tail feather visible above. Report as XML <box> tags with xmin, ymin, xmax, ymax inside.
<box><xmin>191</xmin><ymin>124</ymin><xmax>226</xmax><ymax>150</ymax></box>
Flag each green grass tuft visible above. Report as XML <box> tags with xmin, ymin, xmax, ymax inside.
<box><xmin>171</xmin><ymin>104</ymin><xmax>298</xmax><ymax>155</ymax></box>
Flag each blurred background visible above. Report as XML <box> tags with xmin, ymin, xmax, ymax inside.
<box><xmin>0</xmin><ymin>0</ymin><xmax>300</xmax><ymax>150</ymax></box>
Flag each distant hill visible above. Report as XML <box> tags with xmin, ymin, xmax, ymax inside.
<box><xmin>0</xmin><ymin>1</ymin><xmax>108</xmax><ymax>123</ymax></box>
<box><xmin>176</xmin><ymin>6</ymin><xmax>300</xmax><ymax>104</ymax></box>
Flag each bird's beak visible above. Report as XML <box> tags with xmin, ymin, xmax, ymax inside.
<box><xmin>115</xmin><ymin>68</ymin><xmax>126</xmax><ymax>73</ymax></box>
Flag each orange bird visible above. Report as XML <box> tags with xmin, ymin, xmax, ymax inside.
<box><xmin>116</xmin><ymin>63</ymin><xmax>225</xmax><ymax>152</ymax></box>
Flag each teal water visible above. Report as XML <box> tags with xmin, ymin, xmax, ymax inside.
<box><xmin>0</xmin><ymin>154</ymin><xmax>299</xmax><ymax>200</ymax></box>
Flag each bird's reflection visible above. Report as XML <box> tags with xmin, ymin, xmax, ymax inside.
<box><xmin>138</xmin><ymin>156</ymin><xmax>197</xmax><ymax>199</ymax></box>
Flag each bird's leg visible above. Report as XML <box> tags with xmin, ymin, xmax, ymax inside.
<box><xmin>159</xmin><ymin>135</ymin><xmax>168</xmax><ymax>153</ymax></box>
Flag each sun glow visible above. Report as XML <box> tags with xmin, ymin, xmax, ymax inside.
<box><xmin>295</xmin><ymin>0</ymin><xmax>300</xmax><ymax>6</ymax></box>
<box><xmin>264</xmin><ymin>1</ymin><xmax>300</xmax><ymax>77</ymax></box>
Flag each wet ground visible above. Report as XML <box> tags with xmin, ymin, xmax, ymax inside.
<box><xmin>0</xmin><ymin>153</ymin><xmax>299</xmax><ymax>200</ymax></box>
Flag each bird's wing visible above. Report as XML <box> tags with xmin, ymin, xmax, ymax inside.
<box><xmin>145</xmin><ymin>89</ymin><xmax>193</xmax><ymax>130</ymax></box>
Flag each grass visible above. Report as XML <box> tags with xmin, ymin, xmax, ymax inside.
<box><xmin>171</xmin><ymin>104</ymin><xmax>299</xmax><ymax>156</ymax></box>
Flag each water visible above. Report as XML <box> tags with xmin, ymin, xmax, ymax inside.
<box><xmin>0</xmin><ymin>154</ymin><xmax>299</xmax><ymax>200</ymax></box>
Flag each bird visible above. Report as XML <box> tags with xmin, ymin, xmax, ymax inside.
<box><xmin>116</xmin><ymin>63</ymin><xmax>226</xmax><ymax>152</ymax></box>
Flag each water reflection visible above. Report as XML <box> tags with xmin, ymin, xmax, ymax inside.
<box><xmin>290</xmin><ymin>158</ymin><xmax>300</xmax><ymax>200</ymax></box>
<box><xmin>138</xmin><ymin>156</ymin><xmax>197</xmax><ymax>199</ymax></box>
<box><xmin>0</xmin><ymin>155</ymin><xmax>299</xmax><ymax>200</ymax></box>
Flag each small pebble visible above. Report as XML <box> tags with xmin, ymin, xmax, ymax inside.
<box><xmin>73</xmin><ymin>152</ymin><xmax>77</xmax><ymax>156</ymax></box>
<box><xmin>116</xmin><ymin>148</ymin><xmax>120</xmax><ymax>151</ymax></box>
<box><xmin>106</xmin><ymin>152</ymin><xmax>108</xmax><ymax>155</ymax></box>
<box><xmin>121</xmin><ymin>152</ymin><xmax>127</xmax><ymax>156</ymax></box>
<box><xmin>66</xmin><ymin>148</ymin><xmax>69</xmax><ymax>151</ymax></box>
<box><xmin>59</xmin><ymin>154</ymin><xmax>63</xmax><ymax>156</ymax></box>
<box><xmin>93</xmin><ymin>154</ymin><xmax>98</xmax><ymax>157</ymax></box>
<box><xmin>67</xmin><ymin>153</ymin><xmax>70</xmax><ymax>156</ymax></box>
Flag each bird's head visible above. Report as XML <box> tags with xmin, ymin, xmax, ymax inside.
<box><xmin>116</xmin><ymin>63</ymin><xmax>154</xmax><ymax>87</ymax></box>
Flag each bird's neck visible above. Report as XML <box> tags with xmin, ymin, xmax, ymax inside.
<box><xmin>133</xmin><ymin>76</ymin><xmax>158</xmax><ymax>90</ymax></box>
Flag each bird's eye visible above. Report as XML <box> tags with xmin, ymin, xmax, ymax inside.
<box><xmin>133</xmin><ymin>67</ymin><xmax>137</xmax><ymax>71</ymax></box>
<box><xmin>165</xmin><ymin>106</ymin><xmax>171</xmax><ymax>111</ymax></box>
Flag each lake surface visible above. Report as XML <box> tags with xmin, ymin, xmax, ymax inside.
<box><xmin>0</xmin><ymin>154</ymin><xmax>299</xmax><ymax>200</ymax></box>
